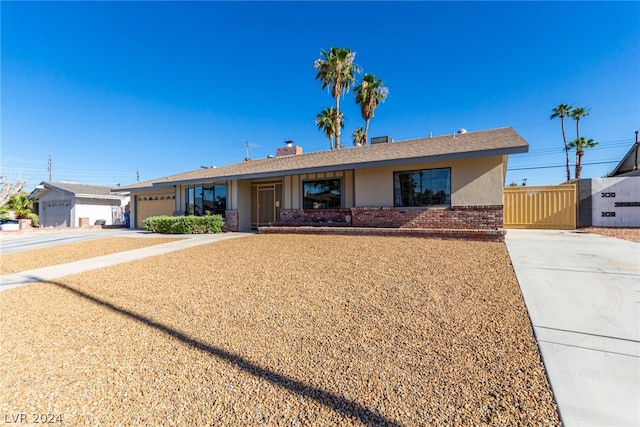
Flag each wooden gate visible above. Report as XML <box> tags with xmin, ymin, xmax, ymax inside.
<box><xmin>503</xmin><ymin>184</ymin><xmax>576</xmax><ymax>229</ymax></box>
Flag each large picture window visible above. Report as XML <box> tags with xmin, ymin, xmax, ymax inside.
<box><xmin>303</xmin><ymin>179</ymin><xmax>341</xmax><ymax>209</ymax></box>
<box><xmin>186</xmin><ymin>185</ymin><xmax>227</xmax><ymax>217</ymax></box>
<box><xmin>393</xmin><ymin>168</ymin><xmax>451</xmax><ymax>207</ymax></box>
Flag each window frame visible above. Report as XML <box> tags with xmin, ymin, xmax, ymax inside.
<box><xmin>302</xmin><ymin>178</ymin><xmax>343</xmax><ymax>210</ymax></box>
<box><xmin>185</xmin><ymin>185</ymin><xmax>227</xmax><ymax>217</ymax></box>
<box><xmin>393</xmin><ymin>167</ymin><xmax>451</xmax><ymax>208</ymax></box>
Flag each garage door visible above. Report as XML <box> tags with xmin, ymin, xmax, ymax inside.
<box><xmin>43</xmin><ymin>201</ymin><xmax>71</xmax><ymax>227</ymax></box>
<box><xmin>136</xmin><ymin>194</ymin><xmax>175</xmax><ymax>228</ymax></box>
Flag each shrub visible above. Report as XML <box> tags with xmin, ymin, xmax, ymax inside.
<box><xmin>27</xmin><ymin>213</ymin><xmax>39</xmax><ymax>227</ymax></box>
<box><xmin>144</xmin><ymin>215</ymin><xmax>224</xmax><ymax>234</ymax></box>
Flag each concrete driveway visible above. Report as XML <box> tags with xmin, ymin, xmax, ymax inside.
<box><xmin>506</xmin><ymin>229</ymin><xmax>640</xmax><ymax>427</ymax></box>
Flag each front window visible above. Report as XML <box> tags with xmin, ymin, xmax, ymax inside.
<box><xmin>393</xmin><ymin>168</ymin><xmax>451</xmax><ymax>207</ymax></box>
<box><xmin>186</xmin><ymin>185</ymin><xmax>227</xmax><ymax>217</ymax></box>
<box><xmin>303</xmin><ymin>179</ymin><xmax>341</xmax><ymax>209</ymax></box>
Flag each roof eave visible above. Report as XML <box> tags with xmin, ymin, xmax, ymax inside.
<box><xmin>127</xmin><ymin>145</ymin><xmax>528</xmax><ymax>190</ymax></box>
<box><xmin>75</xmin><ymin>193</ymin><xmax>128</xmax><ymax>200</ymax></box>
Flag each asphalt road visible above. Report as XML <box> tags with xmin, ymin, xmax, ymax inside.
<box><xmin>0</xmin><ymin>228</ymin><xmax>149</xmax><ymax>254</ymax></box>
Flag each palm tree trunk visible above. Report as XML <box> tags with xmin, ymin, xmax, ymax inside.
<box><xmin>575</xmin><ymin>150</ymin><xmax>583</xmax><ymax>180</ymax></box>
<box><xmin>335</xmin><ymin>97</ymin><xmax>341</xmax><ymax>149</ymax></box>
<box><xmin>561</xmin><ymin>118</ymin><xmax>570</xmax><ymax>181</ymax></box>
<box><xmin>364</xmin><ymin>119</ymin><xmax>371</xmax><ymax>146</ymax></box>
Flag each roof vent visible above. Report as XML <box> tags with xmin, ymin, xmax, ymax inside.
<box><xmin>457</xmin><ymin>128</ymin><xmax>468</xmax><ymax>134</ymax></box>
<box><xmin>371</xmin><ymin>136</ymin><xmax>393</xmax><ymax>144</ymax></box>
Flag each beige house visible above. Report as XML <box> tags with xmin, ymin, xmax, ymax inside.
<box><xmin>118</xmin><ymin>127</ymin><xmax>528</xmax><ymax>240</ymax></box>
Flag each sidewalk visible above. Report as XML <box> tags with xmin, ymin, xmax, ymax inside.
<box><xmin>0</xmin><ymin>232</ymin><xmax>255</xmax><ymax>291</ymax></box>
<box><xmin>505</xmin><ymin>229</ymin><xmax>640</xmax><ymax>427</ymax></box>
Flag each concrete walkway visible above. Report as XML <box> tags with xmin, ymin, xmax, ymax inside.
<box><xmin>505</xmin><ymin>229</ymin><xmax>640</xmax><ymax>427</ymax></box>
<box><xmin>0</xmin><ymin>232</ymin><xmax>255</xmax><ymax>291</ymax></box>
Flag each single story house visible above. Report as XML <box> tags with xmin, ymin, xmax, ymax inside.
<box><xmin>118</xmin><ymin>127</ymin><xmax>528</xmax><ymax>240</ymax></box>
<box><xmin>29</xmin><ymin>181</ymin><xmax>130</xmax><ymax>228</ymax></box>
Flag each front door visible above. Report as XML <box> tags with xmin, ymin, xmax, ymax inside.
<box><xmin>252</xmin><ymin>181</ymin><xmax>282</xmax><ymax>229</ymax></box>
<box><xmin>258</xmin><ymin>187</ymin><xmax>275</xmax><ymax>225</ymax></box>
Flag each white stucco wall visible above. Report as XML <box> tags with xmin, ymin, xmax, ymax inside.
<box><xmin>591</xmin><ymin>177</ymin><xmax>640</xmax><ymax>227</ymax></box>
<box><xmin>75</xmin><ymin>197</ymin><xmax>129</xmax><ymax>226</ymax></box>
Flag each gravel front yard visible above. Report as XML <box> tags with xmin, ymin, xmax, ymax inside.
<box><xmin>1</xmin><ymin>234</ymin><xmax>560</xmax><ymax>425</ymax></box>
<box><xmin>580</xmin><ymin>226</ymin><xmax>640</xmax><ymax>243</ymax></box>
<box><xmin>0</xmin><ymin>237</ymin><xmax>182</xmax><ymax>275</ymax></box>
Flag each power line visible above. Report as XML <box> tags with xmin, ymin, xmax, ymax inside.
<box><xmin>507</xmin><ymin>160</ymin><xmax>619</xmax><ymax>171</ymax></box>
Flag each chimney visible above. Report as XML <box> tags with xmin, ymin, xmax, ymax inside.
<box><xmin>276</xmin><ymin>140</ymin><xmax>303</xmax><ymax>157</ymax></box>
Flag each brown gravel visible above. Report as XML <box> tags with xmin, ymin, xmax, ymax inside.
<box><xmin>579</xmin><ymin>226</ymin><xmax>640</xmax><ymax>243</ymax></box>
<box><xmin>1</xmin><ymin>234</ymin><xmax>560</xmax><ymax>426</ymax></box>
<box><xmin>0</xmin><ymin>237</ymin><xmax>182</xmax><ymax>275</ymax></box>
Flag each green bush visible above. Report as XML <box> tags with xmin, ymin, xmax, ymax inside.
<box><xmin>27</xmin><ymin>213</ymin><xmax>39</xmax><ymax>227</ymax></box>
<box><xmin>144</xmin><ymin>215</ymin><xmax>224</xmax><ymax>234</ymax></box>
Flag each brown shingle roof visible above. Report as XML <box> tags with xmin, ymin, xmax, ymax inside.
<box><xmin>119</xmin><ymin>127</ymin><xmax>528</xmax><ymax>191</ymax></box>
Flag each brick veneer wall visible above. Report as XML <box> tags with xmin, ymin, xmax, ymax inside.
<box><xmin>276</xmin><ymin>205</ymin><xmax>503</xmax><ymax>230</ymax></box>
<box><xmin>18</xmin><ymin>219</ymin><xmax>33</xmax><ymax>230</ymax></box>
<box><xmin>225</xmin><ymin>210</ymin><xmax>239</xmax><ymax>232</ymax></box>
<box><xmin>278</xmin><ymin>209</ymin><xmax>352</xmax><ymax>226</ymax></box>
<box><xmin>351</xmin><ymin>205</ymin><xmax>503</xmax><ymax>229</ymax></box>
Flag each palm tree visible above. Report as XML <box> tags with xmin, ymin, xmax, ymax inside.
<box><xmin>315</xmin><ymin>107</ymin><xmax>340</xmax><ymax>150</ymax></box>
<box><xmin>314</xmin><ymin>47</ymin><xmax>361</xmax><ymax>149</ymax></box>
<box><xmin>351</xmin><ymin>127</ymin><xmax>366</xmax><ymax>146</ymax></box>
<box><xmin>569</xmin><ymin>137</ymin><xmax>598</xmax><ymax>179</ymax></box>
<box><xmin>3</xmin><ymin>191</ymin><xmax>33</xmax><ymax>219</ymax></box>
<box><xmin>550</xmin><ymin>104</ymin><xmax>573</xmax><ymax>181</ymax></box>
<box><xmin>354</xmin><ymin>74</ymin><xmax>389</xmax><ymax>145</ymax></box>
<box><xmin>569</xmin><ymin>106</ymin><xmax>590</xmax><ymax>140</ymax></box>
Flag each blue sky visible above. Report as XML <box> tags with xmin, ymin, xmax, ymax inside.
<box><xmin>2</xmin><ymin>1</ymin><xmax>639</xmax><ymax>189</ymax></box>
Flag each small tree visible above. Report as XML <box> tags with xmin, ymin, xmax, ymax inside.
<box><xmin>351</xmin><ymin>127</ymin><xmax>366</xmax><ymax>146</ymax></box>
<box><xmin>314</xmin><ymin>47</ymin><xmax>361</xmax><ymax>149</ymax></box>
<box><xmin>569</xmin><ymin>137</ymin><xmax>598</xmax><ymax>179</ymax></box>
<box><xmin>354</xmin><ymin>74</ymin><xmax>389</xmax><ymax>145</ymax></box>
<box><xmin>315</xmin><ymin>107</ymin><xmax>341</xmax><ymax>150</ymax></box>
<box><xmin>5</xmin><ymin>192</ymin><xmax>33</xmax><ymax>219</ymax></box>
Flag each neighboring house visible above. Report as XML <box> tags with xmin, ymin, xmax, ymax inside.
<box><xmin>118</xmin><ymin>127</ymin><xmax>528</xmax><ymax>239</ymax></box>
<box><xmin>609</xmin><ymin>135</ymin><xmax>639</xmax><ymax>177</ymax></box>
<box><xmin>29</xmin><ymin>181</ymin><xmax>130</xmax><ymax>228</ymax></box>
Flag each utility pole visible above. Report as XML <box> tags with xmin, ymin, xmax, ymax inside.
<box><xmin>245</xmin><ymin>141</ymin><xmax>250</xmax><ymax>161</ymax></box>
<box><xmin>136</xmin><ymin>167</ymin><xmax>140</xmax><ymax>183</ymax></box>
<box><xmin>48</xmin><ymin>153</ymin><xmax>52</xmax><ymax>182</ymax></box>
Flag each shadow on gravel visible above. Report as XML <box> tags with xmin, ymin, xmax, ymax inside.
<box><xmin>42</xmin><ymin>278</ymin><xmax>400</xmax><ymax>426</ymax></box>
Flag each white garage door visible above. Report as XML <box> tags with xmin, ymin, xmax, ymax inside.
<box><xmin>136</xmin><ymin>194</ymin><xmax>175</xmax><ymax>228</ymax></box>
<box><xmin>43</xmin><ymin>201</ymin><xmax>71</xmax><ymax>227</ymax></box>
